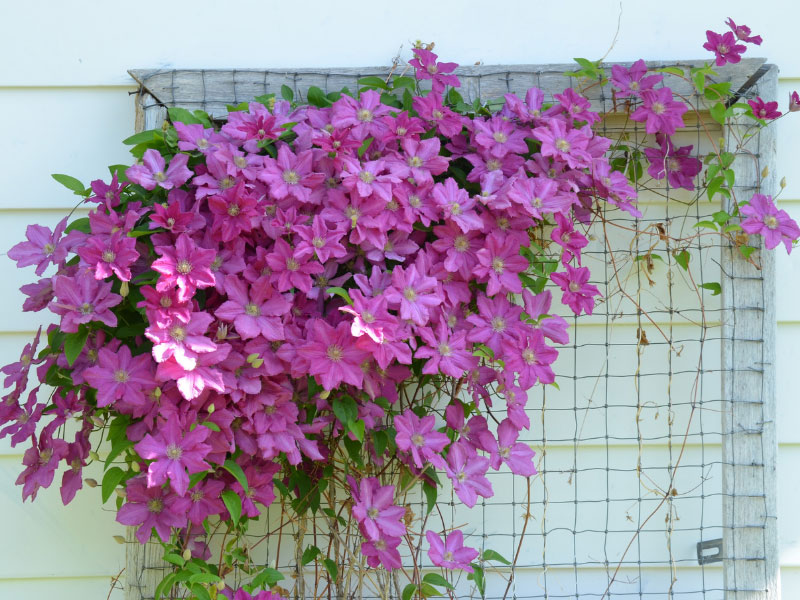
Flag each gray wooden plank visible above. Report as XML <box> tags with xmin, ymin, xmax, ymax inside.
<box><xmin>721</xmin><ymin>64</ymin><xmax>780</xmax><ymax>600</ymax></box>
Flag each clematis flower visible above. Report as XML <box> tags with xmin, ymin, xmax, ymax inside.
<box><xmin>467</xmin><ymin>295</ymin><xmax>524</xmax><ymax>354</ymax></box>
<box><xmin>265</xmin><ymin>238</ymin><xmax>324</xmax><ymax>294</ymax></box>
<box><xmin>394</xmin><ymin>410</ymin><xmax>449</xmax><ymax>469</ymax></box>
<box><xmin>16</xmin><ymin>434</ymin><xmax>68</xmax><ymax>501</ymax></box>
<box><xmin>152</xmin><ymin>234</ymin><xmax>216</xmax><ymax>301</ymax></box>
<box><xmin>550</xmin><ymin>265</ymin><xmax>602</xmax><ymax>316</ymax></box>
<box><xmin>83</xmin><ymin>344</ymin><xmax>156</xmax><ymax>407</ymax></box>
<box><xmin>532</xmin><ymin>118</ymin><xmax>592</xmax><ymax>169</ymax></box>
<box><xmin>77</xmin><ymin>230</ymin><xmax>140</xmax><ymax>281</ymax></box>
<box><xmin>8</xmin><ymin>218</ymin><xmax>70</xmax><ymax>276</ymax></box>
<box><xmin>490</xmin><ymin>419</ymin><xmax>537</xmax><ymax>476</ymax></box>
<box><xmin>258</xmin><ymin>144</ymin><xmax>324</xmax><ymax>203</ymax></box>
<box><xmin>350</xmin><ymin>476</ymin><xmax>407</xmax><ymax>541</ymax></box>
<box><xmin>126</xmin><ymin>149</ymin><xmax>192</xmax><ymax>191</ymax></box>
<box><xmin>297</xmin><ymin>319</ymin><xmax>368</xmax><ymax>390</ymax></box>
<box><xmin>416</xmin><ymin>320</ymin><xmax>477</xmax><ymax>378</ymax></box>
<box><xmin>146</xmin><ymin>311</ymin><xmax>218</xmax><ymax>369</ymax></box>
<box><xmin>725</xmin><ymin>18</ymin><xmax>762</xmax><ymax>45</ymax></box>
<box><xmin>739</xmin><ymin>193</ymin><xmax>800</xmax><ymax>253</ymax></box>
<box><xmin>426</xmin><ymin>529</ymin><xmax>479</xmax><ymax>572</ymax></box>
<box><xmin>642</xmin><ymin>134</ymin><xmax>702</xmax><ymax>191</ymax></box>
<box><xmin>215</xmin><ymin>276</ymin><xmax>290</xmax><ymax>340</ymax></box>
<box><xmin>444</xmin><ymin>442</ymin><xmax>493</xmax><ymax>508</ymax></box>
<box><xmin>790</xmin><ymin>91</ymin><xmax>800</xmax><ymax>112</ymax></box>
<box><xmin>748</xmin><ymin>97</ymin><xmax>781</xmax><ymax>120</ymax></box>
<box><xmin>135</xmin><ymin>418</ymin><xmax>212</xmax><ymax>497</ymax></box>
<box><xmin>630</xmin><ymin>88</ymin><xmax>687</xmax><ymax>135</ymax></box>
<box><xmin>384</xmin><ymin>264</ymin><xmax>442</xmax><ymax>326</ymax></box>
<box><xmin>361</xmin><ymin>534</ymin><xmax>402</xmax><ymax>570</ymax></box>
<box><xmin>610</xmin><ymin>59</ymin><xmax>662</xmax><ymax>98</ymax></box>
<box><xmin>703</xmin><ymin>30</ymin><xmax>747</xmax><ymax>67</ymax></box>
<box><xmin>501</xmin><ymin>329</ymin><xmax>558</xmax><ymax>389</ymax></box>
<box><xmin>331</xmin><ymin>90</ymin><xmax>393</xmax><ymax>140</ymax></box>
<box><xmin>116</xmin><ymin>475</ymin><xmax>190</xmax><ymax>544</ymax></box>
<box><xmin>49</xmin><ymin>271</ymin><xmax>122</xmax><ymax>332</ymax></box>
<box><xmin>409</xmin><ymin>47</ymin><xmax>460</xmax><ymax>92</ymax></box>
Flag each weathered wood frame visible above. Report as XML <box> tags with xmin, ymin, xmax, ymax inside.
<box><xmin>125</xmin><ymin>60</ymin><xmax>779</xmax><ymax>599</ymax></box>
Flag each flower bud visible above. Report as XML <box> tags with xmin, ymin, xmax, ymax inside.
<box><xmin>113</xmin><ymin>535</ymin><xmax>126</xmax><ymax>545</ymax></box>
<box><xmin>182</xmin><ymin>548</ymin><xmax>192</xmax><ymax>561</ymax></box>
<box><xmin>131</xmin><ymin>461</ymin><xmax>141</xmax><ymax>473</ymax></box>
<box><xmin>85</xmin><ymin>478</ymin><xmax>98</xmax><ymax>488</ymax></box>
<box><xmin>207</xmin><ymin>403</ymin><xmax>215</xmax><ymax>415</ymax></box>
<box><xmin>216</xmin><ymin>581</ymin><xmax>226</xmax><ymax>591</ymax></box>
<box><xmin>115</xmin><ymin>487</ymin><xmax>127</xmax><ymax>499</ymax></box>
<box><xmin>761</xmin><ymin>166</ymin><xmax>769</xmax><ymax>179</ymax></box>
<box><xmin>120</xmin><ymin>281</ymin><xmax>129</xmax><ymax>298</ymax></box>
<box><xmin>781</xmin><ymin>177</ymin><xmax>787</xmax><ymax>189</ymax></box>
<box><xmin>319</xmin><ymin>390</ymin><xmax>330</xmax><ymax>400</ymax></box>
<box><xmin>89</xmin><ymin>450</ymin><xmax>100</xmax><ymax>462</ymax></box>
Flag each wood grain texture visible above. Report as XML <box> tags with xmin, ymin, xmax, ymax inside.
<box><xmin>721</xmin><ymin>64</ymin><xmax>780</xmax><ymax>599</ymax></box>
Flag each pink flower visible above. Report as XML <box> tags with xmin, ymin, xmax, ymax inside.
<box><xmin>703</xmin><ymin>30</ymin><xmax>747</xmax><ymax>67</ymax></box>
<box><xmin>84</xmin><ymin>344</ymin><xmax>156</xmax><ymax>407</ymax></box>
<box><xmin>502</xmin><ymin>87</ymin><xmax>544</xmax><ymax>122</ymax></box>
<box><xmin>739</xmin><ymin>193</ymin><xmax>800</xmax><ymax>253</ymax></box>
<box><xmin>409</xmin><ymin>47</ymin><xmax>460</xmax><ymax>92</ymax></box>
<box><xmin>467</xmin><ymin>295</ymin><xmax>524</xmax><ymax>354</ymax></box>
<box><xmin>394</xmin><ymin>137</ymin><xmax>450</xmax><ymax>184</ymax></box>
<box><xmin>156</xmin><ymin>345</ymin><xmax>230</xmax><ymax>401</ymax></box>
<box><xmin>630</xmin><ymin>88</ymin><xmax>687</xmax><ymax>135</ymax></box>
<box><xmin>297</xmin><ymin>319</ymin><xmax>368</xmax><ymax>390</ymax></box>
<box><xmin>551</xmin><ymin>212</ymin><xmax>589</xmax><ymax>264</ymax></box>
<box><xmin>610</xmin><ymin>60</ymin><xmax>662</xmax><ymax>98</ymax></box>
<box><xmin>8</xmin><ymin>218</ymin><xmax>70</xmax><ymax>275</ymax></box>
<box><xmin>501</xmin><ymin>330</ymin><xmax>558</xmax><ymax>389</ymax></box>
<box><xmin>426</xmin><ymin>529</ymin><xmax>479</xmax><ymax>572</ymax></box>
<box><xmin>135</xmin><ymin>418</ymin><xmax>212</xmax><ymax>497</ymax></box>
<box><xmin>77</xmin><ymin>230</ymin><xmax>140</xmax><ymax>281</ymax></box>
<box><xmin>50</xmin><ymin>271</ymin><xmax>122</xmax><ymax>332</ymax></box>
<box><xmin>550</xmin><ymin>265</ymin><xmax>601</xmax><ymax>316</ymax></box>
<box><xmin>532</xmin><ymin>118</ymin><xmax>592</xmax><ymax>169</ymax></box>
<box><xmin>416</xmin><ymin>320</ymin><xmax>477</xmax><ymax>378</ymax></box>
<box><xmin>215</xmin><ymin>276</ymin><xmax>290</xmax><ymax>340</ymax></box>
<box><xmin>790</xmin><ymin>91</ymin><xmax>800</xmax><ymax>112</ymax></box>
<box><xmin>384</xmin><ymin>264</ymin><xmax>442</xmax><ymax>326</ymax></box>
<box><xmin>116</xmin><ymin>475</ymin><xmax>190</xmax><ymax>544</ymax></box>
<box><xmin>413</xmin><ymin>93</ymin><xmax>464</xmax><ymax>137</ymax></box>
<box><xmin>258</xmin><ymin>144</ymin><xmax>324</xmax><ymax>203</ymax></box>
<box><xmin>265</xmin><ymin>238</ymin><xmax>324</xmax><ymax>294</ymax></box>
<box><xmin>222</xmin><ymin>102</ymin><xmax>284</xmax><ymax>152</ymax></box>
<box><xmin>522</xmin><ymin>289</ymin><xmax>570</xmax><ymax>345</ymax></box>
<box><xmin>295</xmin><ymin>216</ymin><xmax>347</xmax><ymax>262</ymax></box>
<box><xmin>432</xmin><ymin>178</ymin><xmax>484</xmax><ymax>232</ymax></box>
<box><xmin>186</xmin><ymin>479</ymin><xmax>226</xmax><ymax>525</ymax></box>
<box><xmin>444</xmin><ymin>442</ymin><xmax>492</xmax><ymax>508</ymax></box>
<box><xmin>726</xmin><ymin>18</ymin><xmax>762</xmax><ymax>45</ymax></box>
<box><xmin>16</xmin><ymin>435</ymin><xmax>68</xmax><ymax>501</ymax></box>
<box><xmin>473</xmin><ymin>116</ymin><xmax>529</xmax><ymax>158</ymax></box>
<box><xmin>474</xmin><ymin>233</ymin><xmax>528</xmax><ymax>296</ymax></box>
<box><xmin>394</xmin><ymin>410</ymin><xmax>449</xmax><ymax>469</ymax></box>
<box><xmin>331</xmin><ymin>90</ymin><xmax>393</xmax><ymax>140</ymax></box>
<box><xmin>642</xmin><ymin>134</ymin><xmax>702</xmax><ymax>191</ymax></box>
<box><xmin>89</xmin><ymin>173</ymin><xmax>127</xmax><ymax>208</ymax></box>
<box><xmin>126</xmin><ymin>149</ymin><xmax>192</xmax><ymax>191</ymax></box>
<box><xmin>208</xmin><ymin>182</ymin><xmax>261</xmax><ymax>242</ymax></box>
<box><xmin>431</xmin><ymin>223</ymin><xmax>480</xmax><ymax>279</ymax></box>
<box><xmin>152</xmin><ymin>234</ymin><xmax>216</xmax><ymax>301</ymax></box>
<box><xmin>146</xmin><ymin>311</ymin><xmax>218</xmax><ymax>369</ymax></box>
<box><xmin>490</xmin><ymin>419</ymin><xmax>537</xmax><ymax>476</ymax></box>
<box><xmin>350</xmin><ymin>476</ymin><xmax>406</xmax><ymax>540</ymax></box>
<box><xmin>551</xmin><ymin>88</ymin><xmax>600</xmax><ymax>124</ymax></box>
<box><xmin>361</xmin><ymin>534</ymin><xmax>402</xmax><ymax>570</ymax></box>
<box><xmin>748</xmin><ymin>97</ymin><xmax>782</xmax><ymax>120</ymax></box>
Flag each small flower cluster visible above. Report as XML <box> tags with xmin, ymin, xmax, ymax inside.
<box><xmin>2</xmin><ymin>29</ymin><xmax>799</xmax><ymax>596</ymax></box>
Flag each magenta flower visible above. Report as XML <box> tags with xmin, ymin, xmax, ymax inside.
<box><xmin>522</xmin><ymin>289</ymin><xmax>570</xmax><ymax>345</ymax></box>
<box><xmin>116</xmin><ymin>475</ymin><xmax>190</xmax><ymax>543</ymax></box>
<box><xmin>467</xmin><ymin>295</ymin><xmax>524</xmax><ymax>354</ymax></box>
<box><xmin>739</xmin><ymin>194</ymin><xmax>800</xmax><ymax>253</ymax></box>
<box><xmin>551</xmin><ymin>88</ymin><xmax>600</xmax><ymax>124</ymax></box>
<box><xmin>331</xmin><ymin>90</ymin><xmax>393</xmax><ymax>140</ymax></box>
<box><xmin>265</xmin><ymin>238</ymin><xmax>324</xmax><ymax>294</ymax></box>
<box><xmin>416</xmin><ymin>320</ymin><xmax>477</xmax><ymax>378</ymax></box>
<box><xmin>491</xmin><ymin>419</ymin><xmax>537</xmax><ymax>476</ymax></box>
<box><xmin>444</xmin><ymin>442</ymin><xmax>493</xmax><ymax>508</ymax></box>
<box><xmin>152</xmin><ymin>234</ymin><xmax>216</xmax><ymax>301</ymax></box>
<box><xmin>551</xmin><ymin>264</ymin><xmax>601</xmax><ymax>316</ymax></box>
<box><xmin>8</xmin><ymin>217</ymin><xmax>69</xmax><ymax>275</ymax></box>
<box><xmin>146</xmin><ymin>311</ymin><xmax>218</xmax><ymax>369</ymax></box>
<box><xmin>16</xmin><ymin>435</ymin><xmax>68</xmax><ymax>501</ymax></box>
<box><xmin>395</xmin><ymin>137</ymin><xmax>450</xmax><ymax>184</ymax></box>
<box><xmin>384</xmin><ymin>264</ymin><xmax>442</xmax><ymax>326</ymax></box>
<box><xmin>394</xmin><ymin>410</ymin><xmax>449</xmax><ymax>469</ymax></box>
<box><xmin>474</xmin><ymin>233</ymin><xmax>528</xmax><ymax>296</ymax></box>
<box><xmin>361</xmin><ymin>534</ymin><xmax>402</xmax><ymax>570</ymax></box>
<box><xmin>473</xmin><ymin>116</ymin><xmax>529</xmax><ymax>158</ymax></box>
<box><xmin>50</xmin><ymin>271</ymin><xmax>122</xmax><ymax>332</ymax></box>
<box><xmin>173</xmin><ymin>122</ymin><xmax>224</xmax><ymax>153</ymax></box>
<box><xmin>501</xmin><ymin>330</ymin><xmax>558</xmax><ymax>389</ymax></box>
<box><xmin>77</xmin><ymin>230</ymin><xmax>140</xmax><ymax>281</ymax></box>
<box><xmin>502</xmin><ymin>87</ymin><xmax>544</xmax><ymax>122</ymax></box>
<box><xmin>630</xmin><ymin>88</ymin><xmax>687</xmax><ymax>135</ymax></box>
<box><xmin>297</xmin><ymin>319</ymin><xmax>368</xmax><ymax>390</ymax></box>
<box><xmin>551</xmin><ymin>212</ymin><xmax>589</xmax><ymax>264</ymax></box>
<box><xmin>208</xmin><ymin>182</ymin><xmax>261</xmax><ymax>242</ymax></box>
<box><xmin>126</xmin><ymin>149</ymin><xmax>192</xmax><ymax>191</ymax></box>
<box><xmin>409</xmin><ymin>47</ymin><xmax>460</xmax><ymax>92</ymax></box>
<box><xmin>432</xmin><ymin>177</ymin><xmax>484</xmax><ymax>232</ymax></box>
<box><xmin>350</xmin><ymin>476</ymin><xmax>407</xmax><ymax>540</ymax></box>
<box><xmin>748</xmin><ymin>97</ymin><xmax>782</xmax><ymax>120</ymax></box>
<box><xmin>431</xmin><ymin>222</ymin><xmax>480</xmax><ymax>279</ymax></box>
<box><xmin>610</xmin><ymin>59</ymin><xmax>662</xmax><ymax>98</ymax></box>
<box><xmin>135</xmin><ymin>418</ymin><xmax>212</xmax><ymax>497</ymax></box>
<box><xmin>295</xmin><ymin>216</ymin><xmax>347</xmax><ymax>263</ymax></box>
<box><xmin>426</xmin><ymin>529</ymin><xmax>479</xmax><ymax>572</ymax></box>
<box><xmin>258</xmin><ymin>144</ymin><xmax>324</xmax><ymax>203</ymax></box>
<box><xmin>532</xmin><ymin>118</ymin><xmax>592</xmax><ymax>169</ymax></box>
<box><xmin>725</xmin><ymin>18</ymin><xmax>762</xmax><ymax>45</ymax></box>
<box><xmin>215</xmin><ymin>276</ymin><xmax>290</xmax><ymax>340</ymax></box>
<box><xmin>643</xmin><ymin>134</ymin><xmax>702</xmax><ymax>191</ymax></box>
<box><xmin>790</xmin><ymin>91</ymin><xmax>800</xmax><ymax>112</ymax></box>
<box><xmin>89</xmin><ymin>172</ymin><xmax>126</xmax><ymax>208</ymax></box>
<box><xmin>156</xmin><ymin>345</ymin><xmax>230</xmax><ymax>401</ymax></box>
<box><xmin>83</xmin><ymin>344</ymin><xmax>156</xmax><ymax>407</ymax></box>
<box><xmin>703</xmin><ymin>30</ymin><xmax>747</xmax><ymax>67</ymax></box>
<box><xmin>413</xmin><ymin>93</ymin><xmax>464</xmax><ymax>137</ymax></box>
<box><xmin>232</xmin><ymin>589</ymin><xmax>287</xmax><ymax>600</ymax></box>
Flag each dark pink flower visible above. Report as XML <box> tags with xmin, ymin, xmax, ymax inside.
<box><xmin>297</xmin><ymin>319</ymin><xmax>368</xmax><ymax>390</ymax></box>
<box><xmin>8</xmin><ymin>217</ymin><xmax>69</xmax><ymax>275</ymax></box>
<box><xmin>126</xmin><ymin>149</ymin><xmax>192</xmax><ymax>191</ymax></box>
<box><xmin>610</xmin><ymin>60</ymin><xmax>663</xmax><ymax>98</ymax></box>
<box><xmin>426</xmin><ymin>529</ymin><xmax>478</xmax><ymax>572</ymax></box>
<box><xmin>78</xmin><ymin>230</ymin><xmax>140</xmax><ymax>281</ymax></box>
<box><xmin>331</xmin><ymin>90</ymin><xmax>393</xmax><ymax>140</ymax></box>
<box><xmin>467</xmin><ymin>295</ymin><xmax>524</xmax><ymax>354</ymax></box>
<box><xmin>361</xmin><ymin>534</ymin><xmax>402</xmax><ymax>570</ymax></box>
<box><xmin>146</xmin><ymin>311</ymin><xmax>218</xmax><ymax>369</ymax></box>
<box><xmin>532</xmin><ymin>118</ymin><xmax>592</xmax><ymax>169</ymax></box>
<box><xmin>208</xmin><ymin>182</ymin><xmax>261</xmax><ymax>242</ymax></box>
<box><xmin>221</xmin><ymin>101</ymin><xmax>285</xmax><ymax>153</ymax></box>
<box><xmin>84</xmin><ymin>344</ymin><xmax>156</xmax><ymax>407</ymax></box>
<box><xmin>409</xmin><ymin>47</ymin><xmax>460</xmax><ymax>92</ymax></box>
<box><xmin>642</xmin><ymin>134</ymin><xmax>702</xmax><ymax>191</ymax></box>
<box><xmin>49</xmin><ymin>271</ymin><xmax>122</xmax><ymax>332</ymax></box>
<box><xmin>394</xmin><ymin>410</ymin><xmax>449</xmax><ymax>469</ymax></box>
<box><xmin>444</xmin><ymin>442</ymin><xmax>492</xmax><ymax>508</ymax></box>
<box><xmin>384</xmin><ymin>264</ymin><xmax>442</xmax><ymax>326</ymax></box>
<box><xmin>790</xmin><ymin>91</ymin><xmax>800</xmax><ymax>112</ymax></box>
<box><xmin>259</xmin><ymin>144</ymin><xmax>324</xmax><ymax>204</ymax></box>
<box><xmin>265</xmin><ymin>238</ymin><xmax>324</xmax><ymax>294</ymax></box>
<box><xmin>703</xmin><ymin>30</ymin><xmax>747</xmax><ymax>67</ymax></box>
<box><xmin>748</xmin><ymin>97</ymin><xmax>782</xmax><ymax>120</ymax></box>
<box><xmin>550</xmin><ymin>265</ymin><xmax>601</xmax><ymax>315</ymax></box>
<box><xmin>501</xmin><ymin>329</ymin><xmax>558</xmax><ymax>389</ymax></box>
<box><xmin>726</xmin><ymin>18</ymin><xmax>762</xmax><ymax>45</ymax></box>
<box><xmin>350</xmin><ymin>476</ymin><xmax>406</xmax><ymax>541</ymax></box>
<box><xmin>416</xmin><ymin>320</ymin><xmax>477</xmax><ymax>378</ymax></box>
<box><xmin>490</xmin><ymin>419</ymin><xmax>537</xmax><ymax>476</ymax></box>
<box><xmin>630</xmin><ymin>88</ymin><xmax>688</xmax><ymax>135</ymax></box>
<box><xmin>473</xmin><ymin>116</ymin><xmax>529</xmax><ymax>157</ymax></box>
<box><xmin>16</xmin><ymin>434</ymin><xmax>68</xmax><ymax>501</ymax></box>
<box><xmin>152</xmin><ymin>234</ymin><xmax>216</xmax><ymax>301</ymax></box>
<box><xmin>116</xmin><ymin>475</ymin><xmax>190</xmax><ymax>544</ymax></box>
<box><xmin>215</xmin><ymin>276</ymin><xmax>290</xmax><ymax>340</ymax></box>
<box><xmin>474</xmin><ymin>233</ymin><xmax>528</xmax><ymax>296</ymax></box>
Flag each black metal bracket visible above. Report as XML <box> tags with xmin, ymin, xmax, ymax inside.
<box><xmin>697</xmin><ymin>538</ymin><xmax>723</xmax><ymax>565</ymax></box>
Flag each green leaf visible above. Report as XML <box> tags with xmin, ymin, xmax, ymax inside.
<box><xmin>190</xmin><ymin>583</ymin><xmax>212</xmax><ymax>600</ymax></box>
<box><xmin>712</xmin><ymin>210</ymin><xmax>731</xmax><ymax>225</ymax></box>
<box><xmin>250</xmin><ymin>567</ymin><xmax>284</xmax><ymax>589</ymax></box>
<box><xmin>332</xmin><ymin>396</ymin><xmax>358</xmax><ymax>427</ymax></box>
<box><xmin>419</xmin><ymin>583</ymin><xmax>442</xmax><ymax>597</ymax></box>
<box><xmin>64</xmin><ymin>326</ymin><xmax>89</xmax><ymax>366</ymax></box>
<box><xmin>673</xmin><ymin>250</ymin><xmax>690</xmax><ymax>271</ymax></box>
<box><xmin>349</xmin><ymin>418</ymin><xmax>365</xmax><ymax>442</ymax></box>
<box><xmin>323</xmin><ymin>557</ymin><xmax>338</xmax><ymax>579</ymax></box>
<box><xmin>221</xmin><ymin>489</ymin><xmax>242</xmax><ymax>526</ymax></box>
<box><xmin>482</xmin><ymin>549</ymin><xmax>511</xmax><ymax>565</ymax></box>
<box><xmin>658</xmin><ymin>66</ymin><xmax>685</xmax><ymax>77</ymax></box>
<box><xmin>301</xmin><ymin>545</ymin><xmax>321</xmax><ymax>565</ymax></box>
<box><xmin>709</xmin><ymin>102</ymin><xmax>727</xmax><ymax>125</ymax></box>
<box><xmin>724</xmin><ymin>168</ymin><xmax>735</xmax><ymax>188</ymax></box>
<box><xmin>199</xmin><ymin>421</ymin><xmax>220</xmax><ymax>432</ymax></box>
<box><xmin>104</xmin><ymin>438</ymin><xmax>134</xmax><ymax>468</ymax></box>
<box><xmin>392</xmin><ymin>76</ymin><xmax>416</xmax><ymax>90</ymax></box>
<box><xmin>402</xmin><ymin>583</ymin><xmax>417</xmax><ymax>600</ymax></box>
<box><xmin>154</xmin><ymin>573</ymin><xmax>176</xmax><ymax>600</ymax></box>
<box><xmin>422</xmin><ymin>482</ymin><xmax>437</xmax><ymax>515</ymax></box>
<box><xmin>51</xmin><ymin>173</ymin><xmax>88</xmax><ymax>196</ymax></box>
<box><xmin>281</xmin><ymin>84</ymin><xmax>294</xmax><ymax>102</ymax></box>
<box><xmin>187</xmin><ymin>573</ymin><xmax>221</xmax><ymax>584</ymax></box>
<box><xmin>467</xmin><ymin>564</ymin><xmax>486</xmax><ymax>597</ymax></box>
<box><xmin>706</xmin><ymin>175</ymin><xmax>726</xmax><ymax>201</ymax></box>
<box><xmin>693</xmin><ymin>220</ymin><xmax>718</xmax><ymax>231</ymax></box>
<box><xmin>423</xmin><ymin>573</ymin><xmax>454</xmax><ymax>590</ymax></box>
<box><xmin>358</xmin><ymin>76</ymin><xmax>389</xmax><ymax>90</ymax></box>
<box><xmin>122</xmin><ymin>130</ymin><xmax>161</xmax><ymax>145</ymax></box>
<box><xmin>222</xmin><ymin>458</ymin><xmax>249</xmax><ymax>492</ymax></box>
<box><xmin>101</xmin><ymin>466</ymin><xmax>126</xmax><ymax>504</ymax></box>
<box><xmin>326</xmin><ymin>286</ymin><xmax>353</xmax><ymax>305</ymax></box>
<box><xmin>168</xmin><ymin>107</ymin><xmax>202</xmax><ymax>125</ymax></box>
<box><xmin>307</xmin><ymin>86</ymin><xmax>331</xmax><ymax>107</ymax></box>
<box><xmin>723</xmin><ymin>223</ymin><xmax>742</xmax><ymax>233</ymax></box>
<box><xmin>357</xmin><ymin>137</ymin><xmax>373</xmax><ymax>158</ymax></box>
<box><xmin>699</xmin><ymin>282</ymin><xmax>722</xmax><ymax>296</ymax></box>
<box><xmin>372</xmin><ymin>430</ymin><xmax>388</xmax><ymax>457</ymax></box>
<box><xmin>226</xmin><ymin>101</ymin><xmax>249</xmax><ymax>112</ymax></box>
<box><xmin>163</xmin><ymin>553</ymin><xmax>186</xmax><ymax>567</ymax></box>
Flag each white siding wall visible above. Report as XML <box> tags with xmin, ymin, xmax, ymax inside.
<box><xmin>1</xmin><ymin>1</ymin><xmax>798</xmax><ymax>597</ymax></box>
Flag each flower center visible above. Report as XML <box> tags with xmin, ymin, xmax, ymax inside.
<box><xmin>282</xmin><ymin>170</ymin><xmax>299</xmax><ymax>185</ymax></box>
<box><xmin>432</xmin><ymin>109</ymin><xmax>444</xmax><ymax>119</ymax></box>
<box><xmin>396</xmin><ymin>127</ymin><xmax>407</xmax><ymax>135</ymax></box>
<box><xmin>165</xmin><ymin>444</ymin><xmax>183</xmax><ymax>460</ymax></box>
<box><xmin>80</xmin><ymin>302</ymin><xmax>93</xmax><ymax>315</ymax></box>
<box><xmin>147</xmin><ymin>498</ymin><xmax>164</xmax><ymax>513</ymax></box>
<box><xmin>197</xmin><ymin>138</ymin><xmax>209</xmax><ymax>149</ymax></box>
<box><xmin>718</xmin><ymin>44</ymin><xmax>729</xmax><ymax>55</ymax></box>
<box><xmin>227</xmin><ymin>204</ymin><xmax>241</xmax><ymax>217</ymax></box>
<box><xmin>764</xmin><ymin>215</ymin><xmax>779</xmax><ymax>230</ymax></box>
<box><xmin>668</xmin><ymin>158</ymin><xmax>681</xmax><ymax>172</ymax></box>
<box><xmin>359</xmin><ymin>171</ymin><xmax>375</xmax><ymax>184</ymax></box>
<box><xmin>569</xmin><ymin>281</ymin><xmax>581</xmax><ymax>292</ymax></box>
<box><xmin>154</xmin><ymin>171</ymin><xmax>167</xmax><ymax>182</ymax></box>
<box><xmin>113</xmin><ymin>369</ymin><xmax>130</xmax><ymax>383</ymax></box>
<box><xmin>286</xmin><ymin>257</ymin><xmax>300</xmax><ymax>271</ymax></box>
<box><xmin>651</xmin><ymin>102</ymin><xmax>666</xmax><ymax>115</ymax></box>
<box><xmin>427</xmin><ymin>64</ymin><xmax>438</xmax><ymax>74</ymax></box>
<box><xmin>191</xmin><ymin>490</ymin><xmax>204</xmax><ymax>502</ymax></box>
<box><xmin>456</xmin><ymin>470</ymin><xmax>467</xmax><ymax>483</ymax></box>
<box><xmin>411</xmin><ymin>433</ymin><xmax>425</xmax><ymax>447</ymax></box>
<box><xmin>102</xmin><ymin>250</ymin><xmax>116</xmax><ymax>263</ymax></box>
<box><xmin>409</xmin><ymin>195</ymin><xmax>421</xmax><ymax>208</ymax></box>
<box><xmin>234</xmin><ymin>156</ymin><xmax>247</xmax><ymax>169</ymax></box>
<box><xmin>362</xmin><ymin>311</ymin><xmax>375</xmax><ymax>323</ymax></box>
<box><xmin>454</xmin><ymin>235</ymin><xmax>469</xmax><ymax>252</ymax></box>
<box><xmin>561</xmin><ymin>232</ymin><xmax>572</xmax><ymax>243</ymax></box>
<box><xmin>176</xmin><ymin>259</ymin><xmax>193</xmax><ymax>274</ymax></box>
<box><xmin>356</xmin><ymin>108</ymin><xmax>374</xmax><ymax>122</ymax></box>
<box><xmin>375</xmin><ymin>539</ymin><xmax>387</xmax><ymax>551</ymax></box>
<box><xmin>408</xmin><ymin>156</ymin><xmax>423</xmax><ymax>168</ymax></box>
<box><xmin>491</xmin><ymin>316</ymin><xmax>507</xmax><ymax>332</ymax></box>
<box><xmin>449</xmin><ymin>202</ymin><xmax>462</xmax><ymax>216</ymax></box>
<box><xmin>244</xmin><ymin>303</ymin><xmax>261</xmax><ymax>317</ymax></box>
<box><xmin>43</xmin><ymin>243</ymin><xmax>55</xmax><ymax>255</ymax></box>
<box><xmin>443</xmin><ymin>551</ymin><xmax>454</xmax><ymax>562</ymax></box>
<box><xmin>170</xmin><ymin>326</ymin><xmax>186</xmax><ymax>341</ymax></box>
<box><xmin>493</xmin><ymin>131</ymin><xmax>508</xmax><ymax>143</ymax></box>
<box><xmin>219</xmin><ymin>176</ymin><xmax>235</xmax><ymax>190</ymax></box>
<box><xmin>39</xmin><ymin>448</ymin><xmax>53</xmax><ymax>464</ymax></box>
<box><xmin>492</xmin><ymin>257</ymin><xmax>505</xmax><ymax>273</ymax></box>
<box><xmin>522</xmin><ymin>349</ymin><xmax>537</xmax><ymax>365</ymax></box>
<box><xmin>438</xmin><ymin>343</ymin><xmax>452</xmax><ymax>357</ymax></box>
<box><xmin>555</xmin><ymin>138</ymin><xmax>571</xmax><ymax>152</ymax></box>
<box><xmin>403</xmin><ymin>287</ymin><xmax>417</xmax><ymax>302</ymax></box>
<box><xmin>326</xmin><ymin>345</ymin><xmax>343</xmax><ymax>362</ymax></box>
<box><xmin>166</xmin><ymin>217</ymin><xmax>176</xmax><ymax>228</ymax></box>
<box><xmin>486</xmin><ymin>159</ymin><xmax>501</xmax><ymax>171</ymax></box>
<box><xmin>629</xmin><ymin>81</ymin><xmax>640</xmax><ymax>91</ymax></box>
<box><xmin>312</xmin><ymin>236</ymin><xmax>325</xmax><ymax>248</ymax></box>
<box><xmin>367</xmin><ymin>507</ymin><xmax>379</xmax><ymax>519</ymax></box>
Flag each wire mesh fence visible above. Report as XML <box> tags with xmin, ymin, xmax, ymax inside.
<box><xmin>124</xmin><ymin>60</ymin><xmax>778</xmax><ymax>599</ymax></box>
